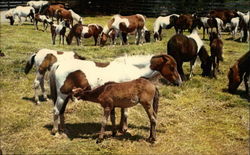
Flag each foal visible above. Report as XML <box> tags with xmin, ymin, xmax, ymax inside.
<box><xmin>34</xmin><ymin>13</ymin><xmax>53</xmax><ymax>31</ymax></box>
<box><xmin>51</xmin><ymin>20</ymin><xmax>70</xmax><ymax>45</ymax></box>
<box><xmin>72</xmin><ymin>78</ymin><xmax>159</xmax><ymax>143</ymax></box>
<box><xmin>209</xmin><ymin>32</ymin><xmax>223</xmax><ymax>78</ymax></box>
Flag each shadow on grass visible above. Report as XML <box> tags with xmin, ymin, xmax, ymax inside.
<box><xmin>44</xmin><ymin>122</ymin><xmax>165</xmax><ymax>141</ymax></box>
<box><xmin>222</xmin><ymin>88</ymin><xmax>250</xmax><ymax>104</ymax></box>
<box><xmin>22</xmin><ymin>95</ymin><xmax>51</xmax><ymax>104</ymax></box>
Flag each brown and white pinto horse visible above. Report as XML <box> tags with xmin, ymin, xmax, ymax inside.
<box><xmin>100</xmin><ymin>14</ymin><xmax>146</xmax><ymax>46</ymax></box>
<box><xmin>55</xmin><ymin>8</ymin><xmax>73</xmax><ymax>26</ymax></box>
<box><xmin>72</xmin><ymin>78</ymin><xmax>159</xmax><ymax>143</ymax></box>
<box><xmin>25</xmin><ymin>48</ymin><xmax>85</xmax><ymax>104</ymax></box>
<box><xmin>66</xmin><ymin>23</ymin><xmax>103</xmax><ymax>46</ymax></box>
<box><xmin>228</xmin><ymin>51</ymin><xmax>250</xmax><ymax>96</ymax></box>
<box><xmin>209</xmin><ymin>32</ymin><xmax>223</xmax><ymax>78</ymax></box>
<box><xmin>49</xmin><ymin>54</ymin><xmax>181</xmax><ymax>137</ymax></box>
<box><xmin>167</xmin><ymin>29</ymin><xmax>212</xmax><ymax>80</ymax></box>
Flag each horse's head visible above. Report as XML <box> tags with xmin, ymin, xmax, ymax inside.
<box><xmin>209</xmin><ymin>32</ymin><xmax>219</xmax><ymax>42</ymax></box>
<box><xmin>199</xmin><ymin>47</ymin><xmax>212</xmax><ymax>77</ymax></box>
<box><xmin>6</xmin><ymin>16</ymin><xmax>14</xmax><ymax>25</ymax></box>
<box><xmin>150</xmin><ymin>54</ymin><xmax>182</xmax><ymax>86</ymax></box>
<box><xmin>144</xmin><ymin>30</ymin><xmax>151</xmax><ymax>43</ymax></box>
<box><xmin>100</xmin><ymin>32</ymin><xmax>108</xmax><ymax>46</ymax></box>
<box><xmin>227</xmin><ymin>63</ymin><xmax>242</xmax><ymax>93</ymax></box>
<box><xmin>191</xmin><ymin>17</ymin><xmax>202</xmax><ymax>31</ymax></box>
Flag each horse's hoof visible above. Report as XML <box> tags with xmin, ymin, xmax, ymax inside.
<box><xmin>51</xmin><ymin>128</ymin><xmax>58</xmax><ymax>135</ymax></box>
<box><xmin>35</xmin><ymin>101</ymin><xmax>41</xmax><ymax>105</ymax></box>
<box><xmin>96</xmin><ymin>138</ymin><xmax>103</xmax><ymax>144</ymax></box>
<box><xmin>112</xmin><ymin>131</ymin><xmax>117</xmax><ymax>137</ymax></box>
<box><xmin>147</xmin><ymin>137</ymin><xmax>156</xmax><ymax>143</ymax></box>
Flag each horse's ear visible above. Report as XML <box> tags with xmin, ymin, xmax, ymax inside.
<box><xmin>162</xmin><ymin>55</ymin><xmax>169</xmax><ymax>62</ymax></box>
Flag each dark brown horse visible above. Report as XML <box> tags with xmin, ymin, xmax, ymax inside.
<box><xmin>228</xmin><ymin>51</ymin><xmax>250</xmax><ymax>96</ymax></box>
<box><xmin>167</xmin><ymin>29</ymin><xmax>211</xmax><ymax>80</ymax></box>
<box><xmin>55</xmin><ymin>8</ymin><xmax>73</xmax><ymax>26</ymax></box>
<box><xmin>174</xmin><ymin>14</ymin><xmax>194</xmax><ymax>33</ymax></box>
<box><xmin>72</xmin><ymin>78</ymin><xmax>159</xmax><ymax>143</ymax></box>
<box><xmin>41</xmin><ymin>4</ymin><xmax>64</xmax><ymax>21</ymax></box>
<box><xmin>66</xmin><ymin>23</ymin><xmax>103</xmax><ymax>46</ymax></box>
<box><xmin>208</xmin><ymin>9</ymin><xmax>238</xmax><ymax>24</ymax></box>
<box><xmin>209</xmin><ymin>32</ymin><xmax>223</xmax><ymax>78</ymax></box>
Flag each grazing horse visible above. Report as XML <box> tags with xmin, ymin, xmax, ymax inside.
<box><xmin>153</xmin><ymin>14</ymin><xmax>179</xmax><ymax>41</ymax></box>
<box><xmin>34</xmin><ymin>13</ymin><xmax>53</xmax><ymax>31</ymax></box>
<box><xmin>24</xmin><ymin>48</ymin><xmax>86</xmax><ymax>104</ymax></box>
<box><xmin>167</xmin><ymin>28</ymin><xmax>212</xmax><ymax>80</ymax></box>
<box><xmin>5</xmin><ymin>8</ymin><xmax>15</xmax><ymax>25</ymax></box>
<box><xmin>174</xmin><ymin>14</ymin><xmax>194</xmax><ymax>34</ymax></box>
<box><xmin>27</xmin><ymin>1</ymin><xmax>49</xmax><ymax>13</ymax></box>
<box><xmin>55</xmin><ymin>8</ymin><xmax>73</xmax><ymax>26</ymax></box>
<box><xmin>208</xmin><ymin>9</ymin><xmax>238</xmax><ymax>25</ymax></box>
<box><xmin>209</xmin><ymin>32</ymin><xmax>223</xmax><ymax>78</ymax></box>
<box><xmin>51</xmin><ymin>20</ymin><xmax>70</xmax><ymax>45</ymax></box>
<box><xmin>66</xmin><ymin>23</ymin><xmax>103</xmax><ymax>46</ymax></box>
<box><xmin>68</xmin><ymin>9</ymin><xmax>83</xmax><ymax>24</ymax></box>
<box><xmin>49</xmin><ymin>54</ymin><xmax>182</xmax><ymax>137</ymax></box>
<box><xmin>12</xmin><ymin>6</ymin><xmax>35</xmax><ymax>25</ymax></box>
<box><xmin>41</xmin><ymin>4</ymin><xmax>64</xmax><ymax>21</ymax></box>
<box><xmin>228</xmin><ymin>51</ymin><xmax>250</xmax><ymax>96</ymax></box>
<box><xmin>100</xmin><ymin>14</ymin><xmax>146</xmax><ymax>46</ymax></box>
<box><xmin>72</xmin><ymin>78</ymin><xmax>159</xmax><ymax>143</ymax></box>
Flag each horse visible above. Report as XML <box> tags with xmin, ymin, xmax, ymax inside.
<box><xmin>167</xmin><ymin>28</ymin><xmax>212</xmax><ymax>81</ymax></box>
<box><xmin>51</xmin><ymin>20</ymin><xmax>71</xmax><ymax>45</ymax></box>
<box><xmin>228</xmin><ymin>51</ymin><xmax>250</xmax><ymax>96</ymax></box>
<box><xmin>27</xmin><ymin>1</ymin><xmax>49</xmax><ymax>13</ymax></box>
<box><xmin>100</xmin><ymin>14</ymin><xmax>146</xmax><ymax>46</ymax></box>
<box><xmin>34</xmin><ymin>13</ymin><xmax>53</xmax><ymax>31</ymax></box>
<box><xmin>24</xmin><ymin>48</ymin><xmax>86</xmax><ymax>104</ymax></box>
<box><xmin>209</xmin><ymin>32</ymin><xmax>223</xmax><ymax>78</ymax></box>
<box><xmin>12</xmin><ymin>6</ymin><xmax>35</xmax><ymax>25</ymax></box>
<box><xmin>174</xmin><ymin>14</ymin><xmax>194</xmax><ymax>34</ymax></box>
<box><xmin>66</xmin><ymin>23</ymin><xmax>103</xmax><ymax>46</ymax></box>
<box><xmin>153</xmin><ymin>14</ymin><xmax>179</xmax><ymax>41</ymax></box>
<box><xmin>237</xmin><ymin>11</ymin><xmax>250</xmax><ymax>42</ymax></box>
<box><xmin>49</xmin><ymin>54</ymin><xmax>182</xmax><ymax>137</ymax></box>
<box><xmin>55</xmin><ymin>8</ymin><xmax>73</xmax><ymax>26</ymax></box>
<box><xmin>68</xmin><ymin>9</ymin><xmax>83</xmax><ymax>24</ymax></box>
<box><xmin>208</xmin><ymin>9</ymin><xmax>238</xmax><ymax>25</ymax></box>
<box><xmin>5</xmin><ymin>8</ymin><xmax>15</xmax><ymax>25</ymax></box>
<box><xmin>72</xmin><ymin>78</ymin><xmax>159</xmax><ymax>143</ymax></box>
<box><xmin>41</xmin><ymin>4</ymin><xmax>64</xmax><ymax>21</ymax></box>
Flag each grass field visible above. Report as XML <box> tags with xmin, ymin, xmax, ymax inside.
<box><xmin>0</xmin><ymin>16</ymin><xmax>249</xmax><ymax>154</ymax></box>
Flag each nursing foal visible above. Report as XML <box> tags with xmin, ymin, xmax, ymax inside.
<box><xmin>49</xmin><ymin>54</ymin><xmax>182</xmax><ymax>137</ymax></box>
<box><xmin>72</xmin><ymin>78</ymin><xmax>159</xmax><ymax>143</ymax></box>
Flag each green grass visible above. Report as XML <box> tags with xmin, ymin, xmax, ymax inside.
<box><xmin>0</xmin><ymin>16</ymin><xmax>249</xmax><ymax>155</ymax></box>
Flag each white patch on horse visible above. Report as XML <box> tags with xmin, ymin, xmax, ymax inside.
<box><xmin>188</xmin><ymin>29</ymin><xmax>203</xmax><ymax>53</ymax></box>
<box><xmin>82</xmin><ymin>25</ymin><xmax>89</xmax><ymax>36</ymax></box>
<box><xmin>112</xmin><ymin>15</ymin><xmax>130</xmax><ymax>30</ymax></box>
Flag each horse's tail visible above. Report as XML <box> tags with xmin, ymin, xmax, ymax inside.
<box><xmin>49</xmin><ymin>63</ymin><xmax>59</xmax><ymax>104</ymax></box>
<box><xmin>153</xmin><ymin>87</ymin><xmax>159</xmax><ymax>115</ymax></box>
<box><xmin>24</xmin><ymin>53</ymin><xmax>36</xmax><ymax>74</ymax></box>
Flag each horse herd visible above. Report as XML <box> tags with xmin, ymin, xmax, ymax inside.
<box><xmin>4</xmin><ymin>2</ymin><xmax>250</xmax><ymax>143</ymax></box>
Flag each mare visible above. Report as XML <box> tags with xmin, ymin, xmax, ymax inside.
<box><xmin>100</xmin><ymin>14</ymin><xmax>146</xmax><ymax>45</ymax></box>
<box><xmin>41</xmin><ymin>4</ymin><xmax>64</xmax><ymax>21</ymax></box>
<box><xmin>27</xmin><ymin>1</ymin><xmax>49</xmax><ymax>13</ymax></box>
<box><xmin>55</xmin><ymin>8</ymin><xmax>73</xmax><ymax>26</ymax></box>
<box><xmin>34</xmin><ymin>13</ymin><xmax>53</xmax><ymax>31</ymax></box>
<box><xmin>12</xmin><ymin>6</ymin><xmax>35</xmax><ymax>25</ymax></box>
<box><xmin>153</xmin><ymin>14</ymin><xmax>179</xmax><ymax>41</ymax></box>
<box><xmin>209</xmin><ymin>32</ymin><xmax>223</xmax><ymax>78</ymax></box>
<box><xmin>24</xmin><ymin>49</ymin><xmax>85</xmax><ymax>104</ymax></box>
<box><xmin>66</xmin><ymin>23</ymin><xmax>103</xmax><ymax>46</ymax></box>
<box><xmin>174</xmin><ymin>14</ymin><xmax>194</xmax><ymax>34</ymax></box>
<box><xmin>49</xmin><ymin>54</ymin><xmax>182</xmax><ymax>137</ymax></box>
<box><xmin>228</xmin><ymin>51</ymin><xmax>250</xmax><ymax>96</ymax></box>
<box><xmin>167</xmin><ymin>28</ymin><xmax>212</xmax><ymax>80</ymax></box>
<box><xmin>72</xmin><ymin>78</ymin><xmax>159</xmax><ymax>143</ymax></box>
<box><xmin>51</xmin><ymin>20</ymin><xmax>71</xmax><ymax>45</ymax></box>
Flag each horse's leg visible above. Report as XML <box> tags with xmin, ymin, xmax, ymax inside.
<box><xmin>142</xmin><ymin>102</ymin><xmax>157</xmax><ymax>143</ymax></box>
<box><xmin>59</xmin><ymin>97</ymin><xmax>69</xmax><ymax>137</ymax></box>
<box><xmin>59</xmin><ymin>35</ymin><xmax>61</xmax><ymax>44</ymax></box>
<box><xmin>136</xmin><ymin>29</ymin><xmax>142</xmax><ymax>45</ymax></box>
<box><xmin>177</xmin><ymin>62</ymin><xmax>186</xmax><ymax>81</ymax></box>
<box><xmin>34</xmin><ymin>72</ymin><xmax>43</xmax><ymax>104</ymax></box>
<box><xmin>189</xmin><ymin>57</ymin><xmax>196</xmax><ymax>79</ymax></box>
<box><xmin>211</xmin><ymin>55</ymin><xmax>216</xmax><ymax>78</ymax></box>
<box><xmin>97</xmin><ymin>106</ymin><xmax>111</xmax><ymax>143</ymax></box>
<box><xmin>39</xmin><ymin>74</ymin><xmax>47</xmax><ymax>101</ymax></box>
<box><xmin>18</xmin><ymin>16</ymin><xmax>22</xmax><ymax>25</ymax></box>
<box><xmin>110</xmin><ymin>108</ymin><xmax>117</xmax><ymax>137</ymax></box>
<box><xmin>94</xmin><ymin>36</ymin><xmax>97</xmax><ymax>46</ymax></box>
<box><xmin>119</xmin><ymin>32</ymin><xmax>123</xmax><ymax>45</ymax></box>
<box><xmin>244</xmin><ymin>72</ymin><xmax>250</xmax><ymax>96</ymax></box>
<box><xmin>119</xmin><ymin>108</ymin><xmax>128</xmax><ymax>134</ymax></box>
<box><xmin>62</xmin><ymin>35</ymin><xmax>64</xmax><ymax>45</ymax></box>
<box><xmin>159</xmin><ymin>27</ymin><xmax>162</xmax><ymax>41</ymax></box>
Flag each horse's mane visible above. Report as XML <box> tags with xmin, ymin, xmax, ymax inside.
<box><xmin>237</xmin><ymin>51</ymin><xmax>250</xmax><ymax>71</ymax></box>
